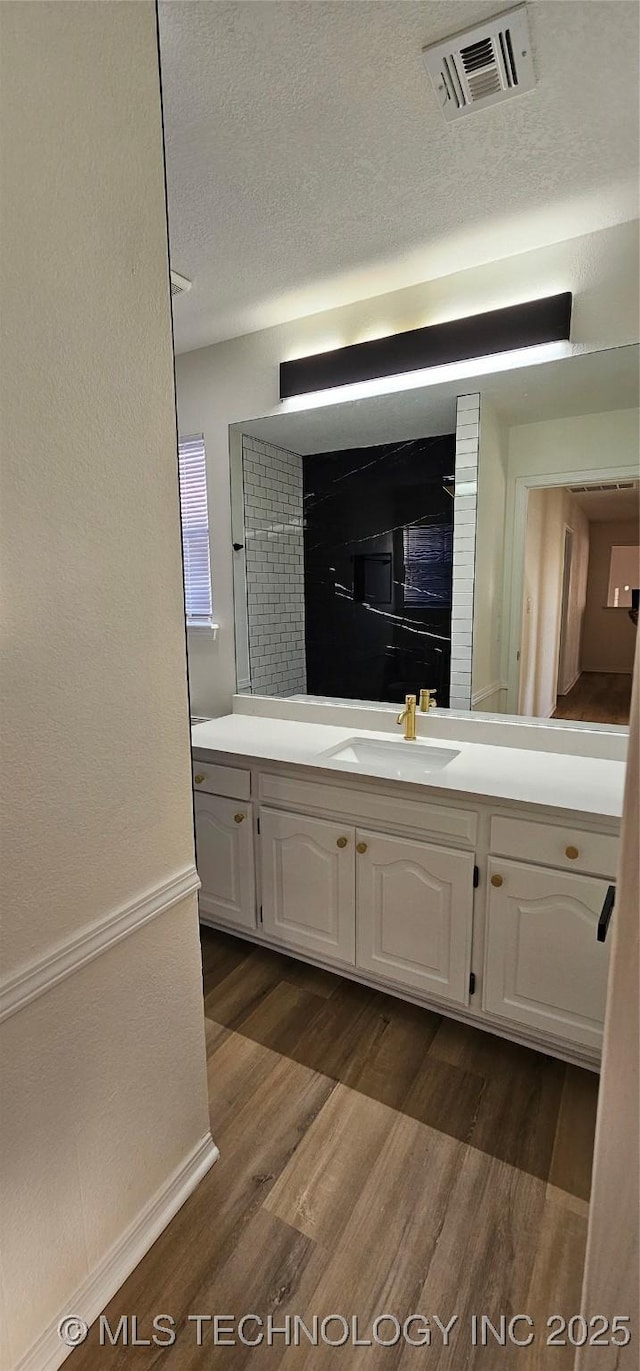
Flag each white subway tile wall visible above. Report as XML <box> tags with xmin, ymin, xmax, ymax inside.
<box><xmin>242</xmin><ymin>435</ymin><xmax>307</xmax><ymax>696</ymax></box>
<box><xmin>450</xmin><ymin>394</ymin><xmax>479</xmax><ymax>709</ymax></box>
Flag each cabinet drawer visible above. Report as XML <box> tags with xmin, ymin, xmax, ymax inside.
<box><xmin>490</xmin><ymin>815</ymin><xmax>618</xmax><ymax>879</ymax></box>
<box><xmin>193</xmin><ymin>761</ymin><xmax>250</xmax><ymax>800</ymax></box>
<box><xmin>259</xmin><ymin>772</ymin><xmax>477</xmax><ymax>847</ymax></box>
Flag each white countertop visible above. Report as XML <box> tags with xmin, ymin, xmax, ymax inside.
<box><xmin>191</xmin><ymin>714</ymin><xmax>625</xmax><ymax>821</ymax></box>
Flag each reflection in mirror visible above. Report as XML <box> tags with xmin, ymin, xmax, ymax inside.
<box><xmin>298</xmin><ymin>436</ymin><xmax>454</xmax><ymax>705</ymax></box>
<box><xmin>519</xmin><ymin>483</ymin><xmax>639</xmax><ymax>725</ymax></box>
<box><xmin>231</xmin><ymin>343</ymin><xmax>640</xmax><ymax>727</ymax></box>
<box><xmin>236</xmin><ymin>409</ymin><xmax>457</xmax><ymax>706</ymax></box>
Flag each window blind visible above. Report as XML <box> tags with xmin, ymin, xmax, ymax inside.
<box><xmin>178</xmin><ymin>434</ymin><xmax>213</xmax><ymax>626</ymax></box>
<box><xmin>403</xmin><ymin>523</ymin><xmax>453</xmax><ymax>607</ymax></box>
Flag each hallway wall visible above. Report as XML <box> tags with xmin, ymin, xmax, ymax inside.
<box><xmin>503</xmin><ymin>407</ymin><xmax>640</xmax><ymax>710</ymax></box>
<box><xmin>0</xmin><ymin>5</ymin><xmax>212</xmax><ymax>1366</ymax></box>
<box><xmin>582</xmin><ymin>520</ymin><xmax>640</xmax><ymax>673</ymax></box>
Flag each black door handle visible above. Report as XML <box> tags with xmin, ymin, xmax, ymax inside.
<box><xmin>597</xmin><ymin>884</ymin><xmax>615</xmax><ymax>942</ymax></box>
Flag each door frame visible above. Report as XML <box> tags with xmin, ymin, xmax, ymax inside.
<box><xmin>504</xmin><ymin>463</ymin><xmax>638</xmax><ymax>714</ymax></box>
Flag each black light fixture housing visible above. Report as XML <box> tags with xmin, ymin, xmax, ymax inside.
<box><xmin>280</xmin><ymin>292</ymin><xmax>573</xmax><ymax>401</ymax></box>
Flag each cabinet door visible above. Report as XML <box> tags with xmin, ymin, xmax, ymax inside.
<box><xmin>260</xmin><ymin>808</ymin><xmax>355</xmax><ymax>965</ymax></box>
<box><xmin>356</xmin><ymin>830</ymin><xmax>474</xmax><ymax>1005</ymax></box>
<box><xmin>484</xmin><ymin>858</ymin><xmax>611</xmax><ymax>1053</ymax></box>
<box><xmin>195</xmin><ymin>793</ymin><xmax>256</xmax><ymax>931</ymax></box>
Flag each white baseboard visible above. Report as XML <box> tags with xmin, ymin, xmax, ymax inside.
<box><xmin>17</xmin><ymin>1133</ymin><xmax>219</xmax><ymax>1371</ymax></box>
<box><xmin>557</xmin><ymin>669</ymin><xmax>581</xmax><ymax>697</ymax></box>
<box><xmin>471</xmin><ymin>680</ymin><xmax>507</xmax><ymax>708</ymax></box>
<box><xmin>580</xmin><ymin>667</ymin><xmax>634</xmax><ymax>675</ymax></box>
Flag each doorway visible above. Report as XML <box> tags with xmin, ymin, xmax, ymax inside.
<box><xmin>515</xmin><ymin>480</ymin><xmax>638</xmax><ymax>723</ymax></box>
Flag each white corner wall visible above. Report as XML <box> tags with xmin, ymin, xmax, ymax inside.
<box><xmin>0</xmin><ymin>5</ymin><xmax>212</xmax><ymax>1367</ymax></box>
<box><xmin>518</xmin><ymin>488</ymin><xmax>589</xmax><ymax>718</ymax></box>
<box><xmin>175</xmin><ymin>222</ymin><xmax>640</xmax><ymax>718</ymax></box>
<box><xmin>471</xmin><ymin>399</ymin><xmax>508</xmax><ymax>711</ymax></box>
<box><xmin>242</xmin><ymin>436</ymin><xmax>306</xmax><ymax>695</ymax></box>
<box><xmin>450</xmin><ymin>396</ymin><xmax>480</xmax><ymax>710</ymax></box>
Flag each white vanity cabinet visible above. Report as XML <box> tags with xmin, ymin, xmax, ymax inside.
<box><xmin>258</xmin><ymin>814</ymin><xmax>475</xmax><ymax>1002</ymax></box>
<box><xmin>194</xmin><ymin>791</ymin><xmax>256</xmax><ymax>931</ymax></box>
<box><xmin>356</xmin><ymin>830</ymin><xmax>474</xmax><ymax>1005</ymax></box>
<box><xmin>192</xmin><ymin>751</ymin><xmax>620</xmax><ymax>1068</ymax></box>
<box><xmin>483</xmin><ymin>858</ymin><xmax>612</xmax><ymax>1055</ymax></box>
<box><xmin>260</xmin><ymin>808</ymin><xmax>355</xmax><ymax>964</ymax></box>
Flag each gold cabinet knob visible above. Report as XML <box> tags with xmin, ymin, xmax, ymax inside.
<box><xmin>565</xmin><ymin>845</ymin><xmax>579</xmax><ymax>860</ymax></box>
<box><xmin>194</xmin><ymin>774</ymin><xmax>205</xmax><ymax>785</ymax></box>
<box><xmin>356</xmin><ymin>842</ymin><xmax>368</xmax><ymax>854</ymax></box>
<box><xmin>336</xmin><ymin>836</ymin><xmax>348</xmax><ymax>848</ymax></box>
<box><xmin>491</xmin><ymin>874</ymin><xmax>503</xmax><ymax>887</ymax></box>
<box><xmin>234</xmin><ymin>812</ymin><xmax>245</xmax><ymax>824</ymax></box>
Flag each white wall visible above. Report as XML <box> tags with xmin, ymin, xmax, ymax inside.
<box><xmin>502</xmin><ymin>407</ymin><xmax>640</xmax><ymax>710</ymax></box>
<box><xmin>582</xmin><ymin>520</ymin><xmax>640</xmax><ymax>673</ymax></box>
<box><xmin>472</xmin><ymin>399</ymin><xmax>508</xmax><ymax>711</ymax></box>
<box><xmin>0</xmin><ymin>5</ymin><xmax>211</xmax><ymax>1366</ymax></box>
<box><xmin>518</xmin><ymin>488</ymin><xmax>589</xmax><ymax>717</ymax></box>
<box><xmin>242</xmin><ymin>435</ymin><xmax>306</xmax><ymax>695</ymax></box>
<box><xmin>450</xmin><ymin>395</ymin><xmax>480</xmax><ymax>710</ymax></box>
<box><xmin>175</xmin><ymin>221</ymin><xmax>640</xmax><ymax>718</ymax></box>
<box><xmin>577</xmin><ymin>646</ymin><xmax>639</xmax><ymax>1371</ymax></box>
<box><xmin>519</xmin><ymin>487</ymin><xmax>549</xmax><ymax>716</ymax></box>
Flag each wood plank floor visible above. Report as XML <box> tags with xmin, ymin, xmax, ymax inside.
<box><xmin>553</xmin><ymin>671</ymin><xmax>632</xmax><ymax>724</ymax></box>
<box><xmin>71</xmin><ymin>929</ymin><xmax>599</xmax><ymax>1369</ymax></box>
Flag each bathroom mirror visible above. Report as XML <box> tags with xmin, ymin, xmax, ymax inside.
<box><xmin>230</xmin><ymin>343</ymin><xmax>639</xmax><ymax>727</ymax></box>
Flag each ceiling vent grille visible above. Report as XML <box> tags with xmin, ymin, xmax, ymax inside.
<box><xmin>568</xmin><ymin>482</ymin><xmax>638</xmax><ymax>494</ymax></box>
<box><xmin>423</xmin><ymin>5</ymin><xmax>535</xmax><ymax>122</ymax></box>
<box><xmin>170</xmin><ymin>269</ymin><xmax>192</xmax><ymax>298</ymax></box>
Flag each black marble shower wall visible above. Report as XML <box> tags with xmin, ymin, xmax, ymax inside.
<box><xmin>303</xmin><ymin>434</ymin><xmax>456</xmax><ymax>705</ymax></box>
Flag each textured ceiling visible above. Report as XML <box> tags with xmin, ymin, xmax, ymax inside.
<box><xmin>158</xmin><ymin>1</ymin><xmax>640</xmax><ymax>353</ymax></box>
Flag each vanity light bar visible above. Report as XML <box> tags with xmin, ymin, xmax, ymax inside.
<box><xmin>279</xmin><ymin>293</ymin><xmax>573</xmax><ymax>400</ymax></box>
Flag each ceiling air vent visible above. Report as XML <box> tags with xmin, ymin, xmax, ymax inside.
<box><xmin>170</xmin><ymin>269</ymin><xmax>192</xmax><ymax>298</ymax></box>
<box><xmin>568</xmin><ymin>482</ymin><xmax>638</xmax><ymax>494</ymax></box>
<box><xmin>423</xmin><ymin>5</ymin><xmax>535</xmax><ymax>122</ymax></box>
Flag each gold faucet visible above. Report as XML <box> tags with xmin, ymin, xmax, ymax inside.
<box><xmin>396</xmin><ymin>693</ymin><xmax>417</xmax><ymax>741</ymax></box>
<box><xmin>419</xmin><ymin>688</ymin><xmax>437</xmax><ymax>712</ymax></box>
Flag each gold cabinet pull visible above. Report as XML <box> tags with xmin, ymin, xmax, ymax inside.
<box><xmin>336</xmin><ymin>836</ymin><xmax>348</xmax><ymax>848</ymax></box>
<box><xmin>356</xmin><ymin>841</ymin><xmax>368</xmax><ymax>854</ymax></box>
<box><xmin>565</xmin><ymin>845</ymin><xmax>579</xmax><ymax>860</ymax></box>
<box><xmin>194</xmin><ymin>774</ymin><xmax>205</xmax><ymax>785</ymax></box>
<box><xmin>234</xmin><ymin>812</ymin><xmax>245</xmax><ymax>824</ymax></box>
<box><xmin>491</xmin><ymin>874</ymin><xmax>503</xmax><ymax>887</ymax></box>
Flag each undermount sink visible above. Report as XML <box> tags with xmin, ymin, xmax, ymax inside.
<box><xmin>320</xmin><ymin>736</ymin><xmax>460</xmax><ymax>780</ymax></box>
